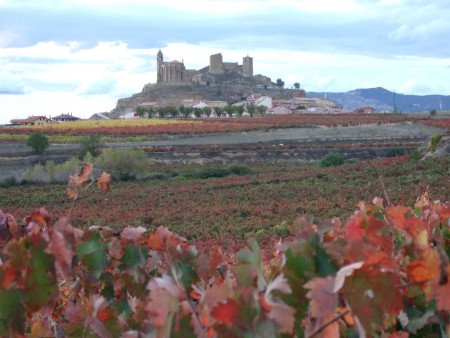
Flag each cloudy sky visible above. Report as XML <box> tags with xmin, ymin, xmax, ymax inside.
<box><xmin>1</xmin><ymin>0</ymin><xmax>449</xmax><ymax>123</ymax></box>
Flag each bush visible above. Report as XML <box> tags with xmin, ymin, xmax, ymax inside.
<box><xmin>386</xmin><ymin>148</ymin><xmax>405</xmax><ymax>157</ymax></box>
<box><xmin>0</xmin><ymin>176</ymin><xmax>18</xmax><ymax>188</ymax></box>
<box><xmin>430</xmin><ymin>134</ymin><xmax>442</xmax><ymax>152</ymax></box>
<box><xmin>22</xmin><ymin>158</ymin><xmax>82</xmax><ymax>184</ymax></box>
<box><xmin>95</xmin><ymin>148</ymin><xmax>148</xmax><ymax>180</ymax></box>
<box><xmin>227</xmin><ymin>164</ymin><xmax>254</xmax><ymax>175</ymax></box>
<box><xmin>319</xmin><ymin>152</ymin><xmax>344</xmax><ymax>167</ymax></box>
<box><xmin>181</xmin><ymin>164</ymin><xmax>254</xmax><ymax>180</ymax></box>
<box><xmin>408</xmin><ymin>148</ymin><xmax>422</xmax><ymax>161</ymax></box>
<box><xmin>26</xmin><ymin>132</ymin><xmax>49</xmax><ymax>155</ymax></box>
<box><xmin>79</xmin><ymin>135</ymin><xmax>103</xmax><ymax>159</ymax></box>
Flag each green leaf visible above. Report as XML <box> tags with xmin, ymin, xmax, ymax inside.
<box><xmin>120</xmin><ymin>244</ymin><xmax>146</xmax><ymax>270</ymax></box>
<box><xmin>173</xmin><ymin>262</ymin><xmax>196</xmax><ymax>290</ymax></box>
<box><xmin>25</xmin><ymin>245</ymin><xmax>56</xmax><ymax>309</ymax></box>
<box><xmin>311</xmin><ymin>237</ymin><xmax>336</xmax><ymax>277</ymax></box>
<box><xmin>113</xmin><ymin>300</ymin><xmax>132</xmax><ymax>319</ymax></box>
<box><xmin>171</xmin><ymin>316</ymin><xmax>196</xmax><ymax>338</ymax></box>
<box><xmin>77</xmin><ymin>233</ymin><xmax>108</xmax><ymax>279</ymax></box>
<box><xmin>0</xmin><ymin>289</ymin><xmax>25</xmax><ymax>335</ymax></box>
<box><xmin>236</xmin><ymin>239</ymin><xmax>266</xmax><ymax>290</ymax></box>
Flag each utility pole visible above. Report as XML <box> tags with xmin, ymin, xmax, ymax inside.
<box><xmin>393</xmin><ymin>91</ymin><xmax>397</xmax><ymax>114</ymax></box>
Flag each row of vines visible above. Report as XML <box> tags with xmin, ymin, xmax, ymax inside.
<box><xmin>0</xmin><ymin>164</ymin><xmax>449</xmax><ymax>337</ymax></box>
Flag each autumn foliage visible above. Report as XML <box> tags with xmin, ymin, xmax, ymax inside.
<box><xmin>0</xmin><ymin>165</ymin><xmax>449</xmax><ymax>337</ymax></box>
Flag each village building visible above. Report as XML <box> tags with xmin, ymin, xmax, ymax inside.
<box><xmin>353</xmin><ymin>106</ymin><xmax>375</xmax><ymax>114</ymax></box>
<box><xmin>51</xmin><ymin>113</ymin><xmax>82</xmax><ymax>123</ymax></box>
<box><xmin>89</xmin><ymin>113</ymin><xmax>111</xmax><ymax>120</ymax></box>
<box><xmin>269</xmin><ymin>106</ymin><xmax>293</xmax><ymax>115</ymax></box>
<box><xmin>10</xmin><ymin>116</ymin><xmax>49</xmax><ymax>126</ymax></box>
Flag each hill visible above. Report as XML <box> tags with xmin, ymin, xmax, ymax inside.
<box><xmin>307</xmin><ymin>87</ymin><xmax>450</xmax><ymax>113</ymax></box>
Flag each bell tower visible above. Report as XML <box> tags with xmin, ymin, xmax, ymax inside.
<box><xmin>157</xmin><ymin>50</ymin><xmax>163</xmax><ymax>83</ymax></box>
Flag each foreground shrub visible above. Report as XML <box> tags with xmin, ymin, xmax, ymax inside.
<box><xmin>0</xmin><ymin>187</ymin><xmax>448</xmax><ymax>337</ymax></box>
<box><xmin>22</xmin><ymin>157</ymin><xmax>81</xmax><ymax>183</ymax></box>
<box><xmin>78</xmin><ymin>134</ymin><xmax>103</xmax><ymax>158</ymax></box>
<box><xmin>319</xmin><ymin>151</ymin><xmax>345</xmax><ymax>167</ymax></box>
<box><xmin>408</xmin><ymin>148</ymin><xmax>422</xmax><ymax>161</ymax></box>
<box><xmin>430</xmin><ymin>134</ymin><xmax>443</xmax><ymax>152</ymax></box>
<box><xmin>182</xmin><ymin>164</ymin><xmax>254</xmax><ymax>179</ymax></box>
<box><xmin>26</xmin><ymin>132</ymin><xmax>49</xmax><ymax>154</ymax></box>
<box><xmin>96</xmin><ymin>148</ymin><xmax>148</xmax><ymax>180</ymax></box>
<box><xmin>386</xmin><ymin>147</ymin><xmax>405</xmax><ymax>157</ymax></box>
<box><xmin>0</xmin><ymin>176</ymin><xmax>18</xmax><ymax>188</ymax></box>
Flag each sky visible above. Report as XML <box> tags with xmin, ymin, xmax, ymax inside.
<box><xmin>0</xmin><ymin>0</ymin><xmax>449</xmax><ymax>123</ymax></box>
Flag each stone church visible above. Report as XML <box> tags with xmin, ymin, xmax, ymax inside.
<box><xmin>156</xmin><ymin>50</ymin><xmax>254</xmax><ymax>85</ymax></box>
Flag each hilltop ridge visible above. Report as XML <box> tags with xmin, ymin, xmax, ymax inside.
<box><xmin>307</xmin><ymin>87</ymin><xmax>450</xmax><ymax>112</ymax></box>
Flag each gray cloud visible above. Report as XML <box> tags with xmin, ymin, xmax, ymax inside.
<box><xmin>0</xmin><ymin>1</ymin><xmax>449</xmax><ymax>59</ymax></box>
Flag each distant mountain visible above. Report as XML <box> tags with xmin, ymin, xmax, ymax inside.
<box><xmin>307</xmin><ymin>87</ymin><xmax>450</xmax><ymax>113</ymax></box>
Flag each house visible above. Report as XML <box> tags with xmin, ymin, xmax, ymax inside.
<box><xmin>52</xmin><ymin>113</ymin><xmax>81</xmax><ymax>123</ymax></box>
<box><xmin>269</xmin><ymin>106</ymin><xmax>292</xmax><ymax>115</ymax></box>
<box><xmin>89</xmin><ymin>113</ymin><xmax>111</xmax><ymax>120</ymax></box>
<box><xmin>353</xmin><ymin>106</ymin><xmax>375</xmax><ymax>114</ymax></box>
<box><xmin>140</xmin><ymin>102</ymin><xmax>159</xmax><ymax>109</ymax></box>
<box><xmin>255</xmin><ymin>96</ymin><xmax>272</xmax><ymax>109</ymax></box>
<box><xmin>10</xmin><ymin>116</ymin><xmax>49</xmax><ymax>126</ymax></box>
<box><xmin>193</xmin><ymin>101</ymin><xmax>210</xmax><ymax>109</ymax></box>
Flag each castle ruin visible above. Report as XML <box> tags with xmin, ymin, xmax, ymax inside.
<box><xmin>156</xmin><ymin>50</ymin><xmax>254</xmax><ymax>85</ymax></box>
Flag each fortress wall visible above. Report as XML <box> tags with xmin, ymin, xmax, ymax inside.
<box><xmin>223</xmin><ymin>62</ymin><xmax>239</xmax><ymax>72</ymax></box>
<box><xmin>209</xmin><ymin>53</ymin><xmax>224</xmax><ymax>74</ymax></box>
<box><xmin>243</xmin><ymin>56</ymin><xmax>253</xmax><ymax>77</ymax></box>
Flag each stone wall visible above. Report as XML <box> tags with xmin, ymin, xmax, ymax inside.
<box><xmin>209</xmin><ymin>53</ymin><xmax>224</xmax><ymax>74</ymax></box>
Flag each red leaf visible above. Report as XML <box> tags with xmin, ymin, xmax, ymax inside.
<box><xmin>121</xmin><ymin>226</ymin><xmax>146</xmax><ymax>243</ymax></box>
<box><xmin>147</xmin><ymin>232</ymin><xmax>164</xmax><ymax>250</ymax></box>
<box><xmin>386</xmin><ymin>206</ymin><xmax>412</xmax><ymax>230</ymax></box>
<box><xmin>389</xmin><ymin>332</ymin><xmax>409</xmax><ymax>338</ymax></box>
<box><xmin>305</xmin><ymin>276</ymin><xmax>337</xmax><ymax>318</ymax></box>
<box><xmin>407</xmin><ymin>249</ymin><xmax>440</xmax><ymax>284</ymax></box>
<box><xmin>211</xmin><ymin>299</ymin><xmax>239</xmax><ymax>326</ymax></box>
<box><xmin>71</xmin><ymin>163</ymin><xmax>93</xmax><ymax>186</ymax></box>
<box><xmin>208</xmin><ymin>246</ymin><xmax>225</xmax><ymax>274</ymax></box>
<box><xmin>425</xmin><ymin>264</ymin><xmax>450</xmax><ymax>311</ymax></box>
<box><xmin>97</xmin><ymin>172</ymin><xmax>111</xmax><ymax>191</ymax></box>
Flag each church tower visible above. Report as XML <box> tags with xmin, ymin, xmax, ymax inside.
<box><xmin>157</xmin><ymin>50</ymin><xmax>163</xmax><ymax>83</ymax></box>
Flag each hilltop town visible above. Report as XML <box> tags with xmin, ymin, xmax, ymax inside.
<box><xmin>106</xmin><ymin>50</ymin><xmax>346</xmax><ymax>119</ymax></box>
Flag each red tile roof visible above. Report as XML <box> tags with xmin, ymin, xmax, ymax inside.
<box><xmin>10</xmin><ymin>116</ymin><xmax>47</xmax><ymax>124</ymax></box>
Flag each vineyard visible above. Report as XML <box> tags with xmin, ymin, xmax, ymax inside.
<box><xmin>0</xmin><ymin>114</ymin><xmax>437</xmax><ymax>139</ymax></box>
<box><xmin>0</xmin><ymin>163</ymin><xmax>449</xmax><ymax>337</ymax></box>
<box><xmin>1</xmin><ymin>157</ymin><xmax>448</xmax><ymax>241</ymax></box>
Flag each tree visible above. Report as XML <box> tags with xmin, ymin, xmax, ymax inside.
<box><xmin>294</xmin><ymin>82</ymin><xmax>300</xmax><ymax>90</ymax></box>
<box><xmin>235</xmin><ymin>105</ymin><xmax>245</xmax><ymax>117</ymax></box>
<box><xmin>429</xmin><ymin>109</ymin><xmax>437</xmax><ymax>117</ymax></box>
<box><xmin>276</xmin><ymin>78</ymin><xmax>285</xmax><ymax>88</ymax></box>
<box><xmin>167</xmin><ymin>106</ymin><xmax>178</xmax><ymax>118</ymax></box>
<box><xmin>134</xmin><ymin>105</ymin><xmax>146</xmax><ymax>118</ymax></box>
<box><xmin>158</xmin><ymin>107</ymin><xmax>168</xmax><ymax>118</ymax></box>
<box><xmin>224</xmin><ymin>104</ymin><xmax>235</xmax><ymax>117</ymax></box>
<box><xmin>184</xmin><ymin>106</ymin><xmax>193</xmax><ymax>118</ymax></box>
<box><xmin>26</xmin><ymin>132</ymin><xmax>49</xmax><ymax>155</ymax></box>
<box><xmin>247</xmin><ymin>104</ymin><xmax>257</xmax><ymax>118</ymax></box>
<box><xmin>146</xmin><ymin>107</ymin><xmax>155</xmax><ymax>119</ymax></box>
<box><xmin>215</xmin><ymin>107</ymin><xmax>223</xmax><ymax>117</ymax></box>
<box><xmin>193</xmin><ymin>108</ymin><xmax>203</xmax><ymax>118</ymax></box>
<box><xmin>203</xmin><ymin>107</ymin><xmax>212</xmax><ymax>118</ymax></box>
<box><xmin>257</xmin><ymin>105</ymin><xmax>267</xmax><ymax>116</ymax></box>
